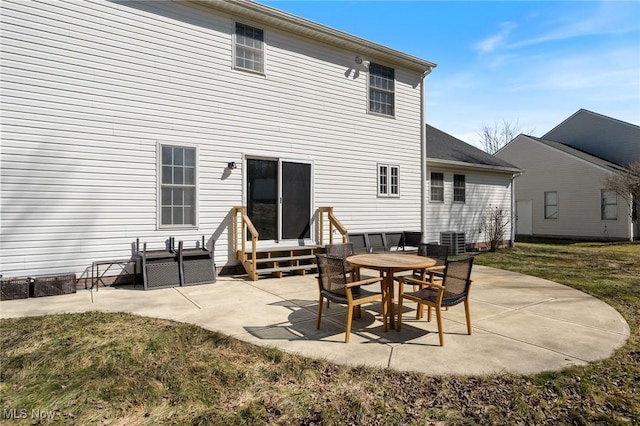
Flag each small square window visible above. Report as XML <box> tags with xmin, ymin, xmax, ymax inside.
<box><xmin>378</xmin><ymin>164</ymin><xmax>399</xmax><ymax>197</ymax></box>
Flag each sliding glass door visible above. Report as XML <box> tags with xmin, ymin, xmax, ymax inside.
<box><xmin>246</xmin><ymin>158</ymin><xmax>312</xmax><ymax>242</ymax></box>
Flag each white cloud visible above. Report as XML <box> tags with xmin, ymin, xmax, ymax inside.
<box><xmin>474</xmin><ymin>21</ymin><xmax>517</xmax><ymax>53</ymax></box>
<box><xmin>506</xmin><ymin>2</ymin><xmax>639</xmax><ymax>50</ymax></box>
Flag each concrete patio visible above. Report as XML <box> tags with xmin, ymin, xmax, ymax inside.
<box><xmin>0</xmin><ymin>265</ymin><xmax>629</xmax><ymax>376</ymax></box>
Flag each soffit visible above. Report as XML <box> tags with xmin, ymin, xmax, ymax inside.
<box><xmin>193</xmin><ymin>0</ymin><xmax>437</xmax><ymax>73</ymax></box>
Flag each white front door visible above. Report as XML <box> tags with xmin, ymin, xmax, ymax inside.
<box><xmin>516</xmin><ymin>200</ymin><xmax>532</xmax><ymax>236</ymax></box>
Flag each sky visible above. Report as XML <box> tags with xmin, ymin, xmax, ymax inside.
<box><xmin>260</xmin><ymin>0</ymin><xmax>640</xmax><ymax>149</ymax></box>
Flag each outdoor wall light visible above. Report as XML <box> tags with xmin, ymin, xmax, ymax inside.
<box><xmin>355</xmin><ymin>56</ymin><xmax>370</xmax><ymax>69</ymax></box>
<box><xmin>227</xmin><ymin>162</ymin><xmax>237</xmax><ymax>169</ymax></box>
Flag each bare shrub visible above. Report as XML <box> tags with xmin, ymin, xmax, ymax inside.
<box><xmin>480</xmin><ymin>206</ymin><xmax>510</xmax><ymax>251</ymax></box>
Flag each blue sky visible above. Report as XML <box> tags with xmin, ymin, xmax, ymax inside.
<box><xmin>260</xmin><ymin>1</ymin><xmax>640</xmax><ymax>148</ymax></box>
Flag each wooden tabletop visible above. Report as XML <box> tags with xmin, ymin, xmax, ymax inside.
<box><xmin>346</xmin><ymin>253</ymin><xmax>436</xmax><ymax>271</ymax></box>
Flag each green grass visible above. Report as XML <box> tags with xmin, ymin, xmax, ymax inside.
<box><xmin>1</xmin><ymin>242</ymin><xmax>639</xmax><ymax>425</ymax></box>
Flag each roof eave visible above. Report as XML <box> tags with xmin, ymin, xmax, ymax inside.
<box><xmin>192</xmin><ymin>0</ymin><xmax>437</xmax><ymax>73</ymax></box>
<box><xmin>427</xmin><ymin>158</ymin><xmax>521</xmax><ymax>175</ymax></box>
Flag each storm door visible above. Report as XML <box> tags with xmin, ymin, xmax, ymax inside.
<box><xmin>246</xmin><ymin>158</ymin><xmax>312</xmax><ymax>243</ymax></box>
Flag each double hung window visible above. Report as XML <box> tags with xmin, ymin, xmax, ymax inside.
<box><xmin>601</xmin><ymin>190</ymin><xmax>617</xmax><ymax>220</ymax></box>
<box><xmin>235</xmin><ymin>22</ymin><xmax>264</xmax><ymax>73</ymax></box>
<box><xmin>544</xmin><ymin>191</ymin><xmax>558</xmax><ymax>219</ymax></box>
<box><xmin>369</xmin><ymin>63</ymin><xmax>395</xmax><ymax>116</ymax></box>
<box><xmin>160</xmin><ymin>145</ymin><xmax>197</xmax><ymax>227</ymax></box>
<box><xmin>430</xmin><ymin>172</ymin><xmax>444</xmax><ymax>202</ymax></box>
<box><xmin>453</xmin><ymin>174</ymin><xmax>466</xmax><ymax>203</ymax></box>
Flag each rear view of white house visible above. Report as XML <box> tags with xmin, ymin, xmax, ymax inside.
<box><xmin>1</xmin><ymin>0</ymin><xmax>436</xmax><ymax>280</ymax></box>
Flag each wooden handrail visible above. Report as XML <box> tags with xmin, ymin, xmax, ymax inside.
<box><xmin>318</xmin><ymin>207</ymin><xmax>348</xmax><ymax>245</ymax></box>
<box><xmin>233</xmin><ymin>206</ymin><xmax>259</xmax><ymax>280</ymax></box>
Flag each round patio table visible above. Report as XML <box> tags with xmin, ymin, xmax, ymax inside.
<box><xmin>346</xmin><ymin>253</ymin><xmax>436</xmax><ymax>329</ymax></box>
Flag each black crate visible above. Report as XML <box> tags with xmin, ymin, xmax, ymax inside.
<box><xmin>31</xmin><ymin>273</ymin><xmax>77</xmax><ymax>297</ymax></box>
<box><xmin>0</xmin><ymin>278</ymin><xmax>30</xmax><ymax>300</ymax></box>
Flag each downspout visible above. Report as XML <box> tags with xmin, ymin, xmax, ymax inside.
<box><xmin>420</xmin><ymin>66</ymin><xmax>433</xmax><ymax>243</ymax></box>
<box><xmin>509</xmin><ymin>173</ymin><xmax>518</xmax><ymax>247</ymax></box>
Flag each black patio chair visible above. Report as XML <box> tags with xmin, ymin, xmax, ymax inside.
<box><xmin>397</xmin><ymin>257</ymin><xmax>474</xmax><ymax>346</ymax></box>
<box><xmin>315</xmin><ymin>254</ymin><xmax>386</xmax><ymax>343</ymax></box>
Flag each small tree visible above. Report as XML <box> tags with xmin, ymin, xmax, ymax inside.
<box><xmin>478</xmin><ymin>118</ymin><xmax>534</xmax><ymax>155</ymax></box>
<box><xmin>480</xmin><ymin>206</ymin><xmax>510</xmax><ymax>252</ymax></box>
<box><xmin>604</xmin><ymin>160</ymin><xmax>640</xmax><ymax>226</ymax></box>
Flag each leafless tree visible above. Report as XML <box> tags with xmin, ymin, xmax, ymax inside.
<box><xmin>478</xmin><ymin>118</ymin><xmax>534</xmax><ymax>154</ymax></box>
<box><xmin>480</xmin><ymin>206</ymin><xmax>510</xmax><ymax>252</ymax></box>
<box><xmin>604</xmin><ymin>160</ymin><xmax>640</xmax><ymax>224</ymax></box>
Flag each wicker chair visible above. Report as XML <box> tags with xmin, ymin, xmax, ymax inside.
<box><xmin>325</xmin><ymin>243</ymin><xmax>358</xmax><ymax>280</ymax></box>
<box><xmin>397</xmin><ymin>257</ymin><xmax>474</xmax><ymax>346</ymax></box>
<box><xmin>415</xmin><ymin>243</ymin><xmax>449</xmax><ymax>281</ymax></box>
<box><xmin>315</xmin><ymin>254</ymin><xmax>386</xmax><ymax>343</ymax></box>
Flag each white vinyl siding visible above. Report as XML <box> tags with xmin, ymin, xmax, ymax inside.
<box><xmin>0</xmin><ymin>0</ymin><xmax>425</xmax><ymax>277</ymax></box>
<box><xmin>425</xmin><ymin>168</ymin><xmax>513</xmax><ymax>246</ymax></box>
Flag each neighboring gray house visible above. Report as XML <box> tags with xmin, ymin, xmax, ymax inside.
<box><xmin>496</xmin><ymin>110</ymin><xmax>639</xmax><ymax>241</ymax></box>
<box><xmin>0</xmin><ymin>0</ymin><xmax>436</xmax><ymax>279</ymax></box>
<box><xmin>426</xmin><ymin>125</ymin><xmax>521</xmax><ymax>250</ymax></box>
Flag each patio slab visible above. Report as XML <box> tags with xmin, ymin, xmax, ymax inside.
<box><xmin>0</xmin><ymin>265</ymin><xmax>630</xmax><ymax>376</ymax></box>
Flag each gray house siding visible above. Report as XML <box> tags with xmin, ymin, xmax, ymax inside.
<box><xmin>497</xmin><ymin>135</ymin><xmax>632</xmax><ymax>240</ymax></box>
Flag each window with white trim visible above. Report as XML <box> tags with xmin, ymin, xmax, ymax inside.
<box><xmin>544</xmin><ymin>191</ymin><xmax>558</xmax><ymax>219</ymax></box>
<box><xmin>160</xmin><ymin>145</ymin><xmax>197</xmax><ymax>227</ymax></box>
<box><xmin>378</xmin><ymin>164</ymin><xmax>399</xmax><ymax>197</ymax></box>
<box><xmin>369</xmin><ymin>63</ymin><xmax>395</xmax><ymax>116</ymax></box>
<box><xmin>453</xmin><ymin>174</ymin><xmax>466</xmax><ymax>203</ymax></box>
<box><xmin>601</xmin><ymin>190</ymin><xmax>618</xmax><ymax>220</ymax></box>
<box><xmin>430</xmin><ymin>172</ymin><xmax>444</xmax><ymax>202</ymax></box>
<box><xmin>234</xmin><ymin>22</ymin><xmax>264</xmax><ymax>73</ymax></box>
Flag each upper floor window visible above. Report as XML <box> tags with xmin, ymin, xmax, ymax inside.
<box><xmin>378</xmin><ymin>164</ymin><xmax>399</xmax><ymax>197</ymax></box>
<box><xmin>235</xmin><ymin>22</ymin><xmax>264</xmax><ymax>73</ymax></box>
<box><xmin>160</xmin><ymin>144</ymin><xmax>197</xmax><ymax>227</ymax></box>
<box><xmin>544</xmin><ymin>191</ymin><xmax>558</xmax><ymax>219</ymax></box>
<box><xmin>369</xmin><ymin>63</ymin><xmax>395</xmax><ymax>116</ymax></box>
<box><xmin>430</xmin><ymin>172</ymin><xmax>444</xmax><ymax>202</ymax></box>
<box><xmin>453</xmin><ymin>174</ymin><xmax>466</xmax><ymax>203</ymax></box>
<box><xmin>601</xmin><ymin>190</ymin><xmax>618</xmax><ymax>220</ymax></box>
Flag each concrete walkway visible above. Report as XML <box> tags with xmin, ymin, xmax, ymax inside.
<box><xmin>0</xmin><ymin>265</ymin><xmax>629</xmax><ymax>376</ymax></box>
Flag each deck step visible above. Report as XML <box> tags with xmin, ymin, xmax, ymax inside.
<box><xmin>254</xmin><ymin>264</ymin><xmax>317</xmax><ymax>275</ymax></box>
<box><xmin>237</xmin><ymin>244</ymin><xmax>325</xmax><ymax>281</ymax></box>
<box><xmin>247</xmin><ymin>254</ymin><xmax>316</xmax><ymax>265</ymax></box>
